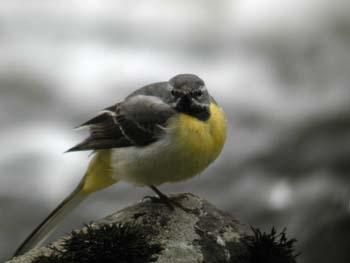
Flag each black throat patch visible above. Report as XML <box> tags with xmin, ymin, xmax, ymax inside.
<box><xmin>176</xmin><ymin>97</ymin><xmax>210</xmax><ymax>121</ymax></box>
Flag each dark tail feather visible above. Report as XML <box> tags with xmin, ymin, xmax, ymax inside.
<box><xmin>13</xmin><ymin>182</ymin><xmax>89</xmax><ymax>257</ymax></box>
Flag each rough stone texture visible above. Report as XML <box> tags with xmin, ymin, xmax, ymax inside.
<box><xmin>6</xmin><ymin>194</ymin><xmax>256</xmax><ymax>263</ymax></box>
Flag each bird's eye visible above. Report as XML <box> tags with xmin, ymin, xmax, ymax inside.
<box><xmin>193</xmin><ymin>90</ymin><xmax>203</xmax><ymax>98</ymax></box>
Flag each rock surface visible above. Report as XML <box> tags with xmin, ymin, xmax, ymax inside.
<box><xmin>8</xmin><ymin>194</ymin><xmax>297</xmax><ymax>263</ymax></box>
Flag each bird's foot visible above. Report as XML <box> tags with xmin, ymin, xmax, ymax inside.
<box><xmin>146</xmin><ymin>186</ymin><xmax>194</xmax><ymax>212</ymax></box>
<box><xmin>142</xmin><ymin>195</ymin><xmax>175</xmax><ymax>210</ymax></box>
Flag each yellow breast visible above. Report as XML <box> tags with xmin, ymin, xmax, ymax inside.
<box><xmin>169</xmin><ymin>102</ymin><xmax>227</xmax><ymax>175</ymax></box>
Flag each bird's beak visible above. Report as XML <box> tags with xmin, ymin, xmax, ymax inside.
<box><xmin>176</xmin><ymin>90</ymin><xmax>192</xmax><ymax>109</ymax></box>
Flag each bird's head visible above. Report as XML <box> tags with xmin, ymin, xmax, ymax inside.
<box><xmin>169</xmin><ymin>74</ymin><xmax>211</xmax><ymax>121</ymax></box>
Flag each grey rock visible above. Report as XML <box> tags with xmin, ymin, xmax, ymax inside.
<box><xmin>7</xmin><ymin>194</ymin><xmax>258</xmax><ymax>263</ymax></box>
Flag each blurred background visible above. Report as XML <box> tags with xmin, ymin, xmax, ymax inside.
<box><xmin>0</xmin><ymin>0</ymin><xmax>349</xmax><ymax>262</ymax></box>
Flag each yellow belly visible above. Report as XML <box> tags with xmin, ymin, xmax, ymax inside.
<box><xmin>109</xmin><ymin>102</ymin><xmax>227</xmax><ymax>186</ymax></box>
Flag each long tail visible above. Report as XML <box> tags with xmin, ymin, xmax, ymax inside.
<box><xmin>14</xmin><ymin>150</ymin><xmax>117</xmax><ymax>257</ymax></box>
<box><xmin>13</xmin><ymin>181</ymin><xmax>88</xmax><ymax>256</ymax></box>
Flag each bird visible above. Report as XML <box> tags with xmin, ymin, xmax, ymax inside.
<box><xmin>14</xmin><ymin>73</ymin><xmax>227</xmax><ymax>256</ymax></box>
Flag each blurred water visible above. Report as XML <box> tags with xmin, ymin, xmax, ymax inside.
<box><xmin>0</xmin><ymin>1</ymin><xmax>349</xmax><ymax>262</ymax></box>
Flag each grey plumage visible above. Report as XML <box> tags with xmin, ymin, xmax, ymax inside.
<box><xmin>67</xmin><ymin>74</ymin><xmax>211</xmax><ymax>152</ymax></box>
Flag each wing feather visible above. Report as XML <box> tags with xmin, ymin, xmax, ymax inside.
<box><xmin>67</xmin><ymin>93</ymin><xmax>175</xmax><ymax>152</ymax></box>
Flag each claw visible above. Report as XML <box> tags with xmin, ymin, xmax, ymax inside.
<box><xmin>142</xmin><ymin>194</ymin><xmax>175</xmax><ymax>210</ymax></box>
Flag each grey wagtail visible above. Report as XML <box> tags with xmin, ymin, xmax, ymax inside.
<box><xmin>14</xmin><ymin>73</ymin><xmax>227</xmax><ymax>256</ymax></box>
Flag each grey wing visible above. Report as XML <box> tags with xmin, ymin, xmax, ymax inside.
<box><xmin>66</xmin><ymin>94</ymin><xmax>175</xmax><ymax>152</ymax></box>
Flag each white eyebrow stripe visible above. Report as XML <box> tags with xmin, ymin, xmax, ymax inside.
<box><xmin>191</xmin><ymin>99</ymin><xmax>210</xmax><ymax>108</ymax></box>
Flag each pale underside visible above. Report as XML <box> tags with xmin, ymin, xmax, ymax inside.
<box><xmin>108</xmin><ymin>103</ymin><xmax>227</xmax><ymax>186</ymax></box>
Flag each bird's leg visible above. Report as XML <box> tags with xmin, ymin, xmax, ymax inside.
<box><xmin>150</xmin><ymin>185</ymin><xmax>169</xmax><ymax>200</ymax></box>
<box><xmin>147</xmin><ymin>186</ymin><xmax>193</xmax><ymax>212</ymax></box>
<box><xmin>149</xmin><ymin>185</ymin><xmax>175</xmax><ymax>210</ymax></box>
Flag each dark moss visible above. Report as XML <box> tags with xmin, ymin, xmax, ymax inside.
<box><xmin>32</xmin><ymin>222</ymin><xmax>162</xmax><ymax>263</ymax></box>
<box><xmin>132</xmin><ymin>212</ymin><xmax>146</xmax><ymax>220</ymax></box>
<box><xmin>158</xmin><ymin>215</ymin><xmax>169</xmax><ymax>228</ymax></box>
<box><xmin>229</xmin><ymin>227</ymin><xmax>299</xmax><ymax>263</ymax></box>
